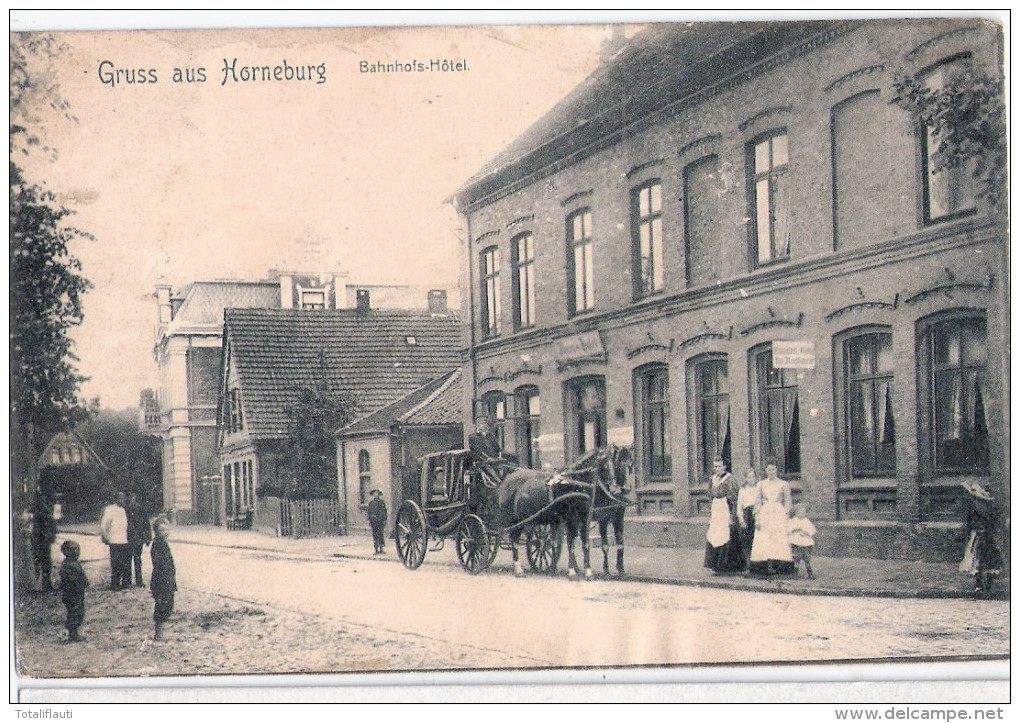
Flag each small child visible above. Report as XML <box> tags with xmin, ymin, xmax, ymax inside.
<box><xmin>58</xmin><ymin>540</ymin><xmax>88</xmax><ymax>642</ymax></box>
<box><xmin>150</xmin><ymin>518</ymin><xmax>176</xmax><ymax>641</ymax></box>
<box><xmin>788</xmin><ymin>503</ymin><xmax>817</xmax><ymax>579</ymax></box>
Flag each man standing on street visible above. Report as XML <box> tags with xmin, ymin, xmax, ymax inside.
<box><xmin>99</xmin><ymin>491</ymin><xmax>130</xmax><ymax>590</ymax></box>
<box><xmin>126</xmin><ymin>492</ymin><xmax>152</xmax><ymax>587</ymax></box>
<box><xmin>367</xmin><ymin>489</ymin><xmax>387</xmax><ymax>554</ymax></box>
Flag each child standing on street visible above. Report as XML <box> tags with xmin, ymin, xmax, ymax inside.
<box><xmin>788</xmin><ymin>503</ymin><xmax>817</xmax><ymax>579</ymax></box>
<box><xmin>58</xmin><ymin>540</ymin><xmax>88</xmax><ymax>642</ymax></box>
<box><xmin>368</xmin><ymin>489</ymin><xmax>388</xmax><ymax>554</ymax></box>
<box><xmin>150</xmin><ymin>517</ymin><xmax>176</xmax><ymax>641</ymax></box>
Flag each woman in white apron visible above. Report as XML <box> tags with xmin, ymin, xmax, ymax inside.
<box><xmin>748</xmin><ymin>457</ymin><xmax>795</xmax><ymax>577</ymax></box>
<box><xmin>703</xmin><ymin>458</ymin><xmax>744</xmax><ymax>573</ymax></box>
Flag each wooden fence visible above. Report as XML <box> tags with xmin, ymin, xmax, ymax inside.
<box><xmin>254</xmin><ymin>497</ymin><xmax>342</xmax><ymax>538</ymax></box>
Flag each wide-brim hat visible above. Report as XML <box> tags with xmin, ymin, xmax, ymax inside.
<box><xmin>961</xmin><ymin>481</ymin><xmax>993</xmax><ymax>500</ymax></box>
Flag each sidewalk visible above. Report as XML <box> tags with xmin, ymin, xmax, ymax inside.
<box><xmin>59</xmin><ymin>523</ymin><xmax>1009</xmax><ymax>600</ymax></box>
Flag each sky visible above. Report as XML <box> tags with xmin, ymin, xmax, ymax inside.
<box><xmin>11</xmin><ymin>11</ymin><xmax>633</xmax><ymax>410</ymax></box>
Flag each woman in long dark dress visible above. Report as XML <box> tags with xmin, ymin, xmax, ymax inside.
<box><xmin>703</xmin><ymin>458</ymin><xmax>744</xmax><ymax>573</ymax></box>
<box><xmin>961</xmin><ymin>481</ymin><xmax>1003</xmax><ymax>597</ymax></box>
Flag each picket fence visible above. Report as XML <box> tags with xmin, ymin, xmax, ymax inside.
<box><xmin>255</xmin><ymin>497</ymin><xmax>341</xmax><ymax>538</ymax></box>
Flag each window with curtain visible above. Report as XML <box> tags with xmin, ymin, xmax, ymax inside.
<box><xmin>632</xmin><ymin>181</ymin><xmax>664</xmax><ymax>298</ymax></box>
<box><xmin>752</xmin><ymin>347</ymin><xmax>801</xmax><ymax>475</ymax></box>
<box><xmin>846</xmin><ymin>332</ymin><xmax>896</xmax><ymax>477</ymax></box>
<box><xmin>692</xmin><ymin>357</ymin><xmax>731</xmax><ymax>485</ymax></box>
<box><xmin>929</xmin><ymin>316</ymin><xmax>988</xmax><ymax>473</ymax></box>
<box><xmin>567</xmin><ymin>209</ymin><xmax>594</xmax><ymax>315</ymax></box>
<box><xmin>749</xmin><ymin>131</ymin><xmax>791</xmax><ymax>266</ymax></box>
<box><xmin>635</xmin><ymin>364</ymin><xmax>671</xmax><ymax>484</ymax></box>
<box><xmin>511</xmin><ymin>232</ymin><xmax>536</xmax><ymax>330</ymax></box>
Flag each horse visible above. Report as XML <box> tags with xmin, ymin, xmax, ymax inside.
<box><xmin>482</xmin><ymin>446</ymin><xmax>631</xmax><ymax>580</ymax></box>
<box><xmin>560</xmin><ymin>445</ymin><xmax>633</xmax><ymax>578</ymax></box>
<box><xmin>592</xmin><ymin>445</ymin><xmax>632</xmax><ymax>577</ymax></box>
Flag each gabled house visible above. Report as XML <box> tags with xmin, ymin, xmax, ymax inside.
<box><xmin>150</xmin><ymin>268</ymin><xmax>456</xmax><ymax>524</ymax></box>
<box><xmin>217</xmin><ymin>304</ymin><xmax>462</xmax><ymax>526</ymax></box>
<box><xmin>338</xmin><ymin>369</ymin><xmax>464</xmax><ymax>534</ymax></box>
<box><xmin>38</xmin><ymin>430</ymin><xmax>107</xmax><ymax>471</ymax></box>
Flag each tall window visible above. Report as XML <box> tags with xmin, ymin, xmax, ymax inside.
<box><xmin>844</xmin><ymin>332</ymin><xmax>896</xmax><ymax>477</ymax></box>
<box><xmin>921</xmin><ymin>55</ymin><xmax>978</xmax><ymax>223</ymax></box>
<box><xmin>480</xmin><ymin>390</ymin><xmax>507</xmax><ymax>451</ymax></box>
<box><xmin>567</xmin><ymin>209</ymin><xmax>594</xmax><ymax>315</ymax></box>
<box><xmin>514</xmin><ymin>386</ymin><xmax>541</xmax><ymax>469</ymax></box>
<box><xmin>749</xmin><ymin>131</ymin><xmax>790</xmax><ymax>265</ymax></box>
<box><xmin>927</xmin><ymin>315</ymin><xmax>988</xmax><ymax>474</ymax></box>
<box><xmin>358</xmin><ymin>449</ymin><xmax>372</xmax><ymax>506</ymax></box>
<box><xmin>226</xmin><ymin>388</ymin><xmax>244</xmax><ymax>433</ymax></box>
<box><xmin>683</xmin><ymin>155</ymin><xmax>724</xmax><ymax>287</ymax></box>
<box><xmin>692</xmin><ymin>357</ymin><xmax>731</xmax><ymax>485</ymax></box>
<box><xmin>480</xmin><ymin>246</ymin><xmax>500</xmax><ymax>339</ymax></box>
<box><xmin>752</xmin><ymin>347</ymin><xmax>801</xmax><ymax>475</ymax></box>
<box><xmin>511</xmin><ymin>232</ymin><xmax>536</xmax><ymax>330</ymax></box>
<box><xmin>632</xmin><ymin>181</ymin><xmax>664</xmax><ymax>298</ymax></box>
<box><xmin>566</xmin><ymin>376</ymin><xmax>606</xmax><ymax>460</ymax></box>
<box><xmin>635</xmin><ymin>365</ymin><xmax>671</xmax><ymax>484</ymax></box>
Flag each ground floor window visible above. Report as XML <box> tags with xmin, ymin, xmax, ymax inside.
<box><xmin>634</xmin><ymin>364</ymin><xmax>671</xmax><ymax>485</ymax></box>
<box><xmin>514</xmin><ymin>386</ymin><xmax>541</xmax><ymax>469</ymax></box>
<box><xmin>565</xmin><ymin>376</ymin><xmax>606</xmax><ymax>461</ymax></box>
<box><xmin>751</xmin><ymin>346</ymin><xmax>801</xmax><ymax>476</ymax></box>
<box><xmin>479</xmin><ymin>390</ymin><xmax>508</xmax><ymax>451</ymax></box>
<box><xmin>358</xmin><ymin>449</ymin><xmax>372</xmax><ymax>506</ymax></box>
<box><xmin>690</xmin><ymin>355</ymin><xmax>730</xmax><ymax>486</ymax></box>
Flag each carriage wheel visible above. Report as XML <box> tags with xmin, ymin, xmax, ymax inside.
<box><xmin>456</xmin><ymin>514</ymin><xmax>491</xmax><ymax>575</ymax></box>
<box><xmin>526</xmin><ymin>522</ymin><xmax>562</xmax><ymax>574</ymax></box>
<box><xmin>486</xmin><ymin>533</ymin><xmax>500</xmax><ymax>567</ymax></box>
<box><xmin>395</xmin><ymin>501</ymin><xmax>428</xmax><ymax>570</ymax></box>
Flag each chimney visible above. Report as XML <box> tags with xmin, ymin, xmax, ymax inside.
<box><xmin>280</xmin><ymin>274</ymin><xmax>294</xmax><ymax>309</ymax></box>
<box><xmin>428</xmin><ymin>289</ymin><xmax>448</xmax><ymax>315</ymax></box>
<box><xmin>356</xmin><ymin>289</ymin><xmax>371</xmax><ymax>316</ymax></box>
<box><xmin>155</xmin><ymin>285</ymin><xmax>172</xmax><ymax>335</ymax></box>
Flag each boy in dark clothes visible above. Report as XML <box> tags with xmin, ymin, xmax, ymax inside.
<box><xmin>150</xmin><ymin>518</ymin><xmax>176</xmax><ymax>641</ymax></box>
<box><xmin>59</xmin><ymin>540</ymin><xmax>88</xmax><ymax>642</ymax></box>
<box><xmin>367</xmin><ymin>489</ymin><xmax>387</xmax><ymax>554</ymax></box>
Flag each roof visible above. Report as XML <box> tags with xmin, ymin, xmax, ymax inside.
<box><xmin>454</xmin><ymin>20</ymin><xmax>849</xmax><ymax>210</ymax></box>
<box><xmin>223</xmin><ymin>308</ymin><xmax>462</xmax><ymax>439</ymax></box>
<box><xmin>169</xmin><ymin>281</ymin><xmax>280</xmax><ymax>330</ymax></box>
<box><xmin>38</xmin><ymin>430</ymin><xmax>109</xmax><ymax>471</ymax></box>
<box><xmin>340</xmin><ymin>369</ymin><xmax>463</xmax><ymax>437</ymax></box>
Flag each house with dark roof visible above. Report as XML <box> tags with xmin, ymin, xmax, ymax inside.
<box><xmin>149</xmin><ymin>269</ymin><xmax>456</xmax><ymax>524</ymax></box>
<box><xmin>217</xmin><ymin>306</ymin><xmax>461</xmax><ymax>525</ymax></box>
<box><xmin>337</xmin><ymin>369</ymin><xmax>463</xmax><ymax>535</ymax></box>
<box><xmin>452</xmin><ymin>19</ymin><xmax>1006</xmax><ymax>560</ymax></box>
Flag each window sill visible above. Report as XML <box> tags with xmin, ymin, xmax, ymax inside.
<box><xmin>753</xmin><ymin>255</ymin><xmax>791</xmax><ymax>270</ymax></box>
<box><xmin>924</xmin><ymin>207</ymin><xmax>978</xmax><ymax>227</ymax></box>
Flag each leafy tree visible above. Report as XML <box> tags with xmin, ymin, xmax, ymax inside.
<box><xmin>263</xmin><ymin>385</ymin><xmax>359</xmax><ymax>500</ymax></box>
<box><xmin>78</xmin><ymin>409</ymin><xmax>164</xmax><ymax>513</ymax></box>
<box><xmin>10</xmin><ymin>33</ymin><xmax>92</xmax><ymax>509</ymax></box>
<box><xmin>892</xmin><ymin>64</ymin><xmax>1007</xmax><ymax>213</ymax></box>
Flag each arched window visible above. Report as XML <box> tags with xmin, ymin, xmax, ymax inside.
<box><xmin>750</xmin><ymin>345</ymin><xmax>801</xmax><ymax>476</ymax></box>
<box><xmin>632</xmin><ymin>181</ymin><xmax>663</xmax><ymax>298</ymax></box>
<box><xmin>358</xmin><ymin>449</ymin><xmax>372</xmax><ymax>506</ymax></box>
<box><xmin>748</xmin><ymin>130</ymin><xmax>790</xmax><ymax>266</ymax></box>
<box><xmin>689</xmin><ymin>355</ymin><xmax>730</xmax><ymax>486</ymax></box>
<box><xmin>513</xmin><ymin>386</ymin><xmax>541</xmax><ymax>469</ymax></box>
<box><xmin>511</xmin><ymin>232</ymin><xmax>536</xmax><ymax>330</ymax></box>
<box><xmin>634</xmin><ymin>364</ymin><xmax>671</xmax><ymax>485</ymax></box>
<box><xmin>480</xmin><ymin>246</ymin><xmax>500</xmax><ymax>338</ymax></box>
<box><xmin>479</xmin><ymin>390</ymin><xmax>507</xmax><ymax>451</ymax></box>
<box><xmin>566</xmin><ymin>209</ymin><xmax>594</xmax><ymax>315</ymax></box>
<box><xmin>565</xmin><ymin>376</ymin><xmax>606</xmax><ymax>461</ymax></box>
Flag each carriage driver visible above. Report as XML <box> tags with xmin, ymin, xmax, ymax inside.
<box><xmin>468</xmin><ymin>416</ymin><xmax>503</xmax><ymax>463</ymax></box>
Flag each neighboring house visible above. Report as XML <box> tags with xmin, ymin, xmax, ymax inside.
<box><xmin>38</xmin><ymin>430</ymin><xmax>107</xmax><ymax>472</ymax></box>
<box><xmin>338</xmin><ymin>369</ymin><xmax>464</xmax><ymax>534</ymax></box>
<box><xmin>452</xmin><ymin>20</ymin><xmax>1007</xmax><ymax>560</ymax></box>
<box><xmin>147</xmin><ymin>268</ymin><xmax>455</xmax><ymax>524</ymax></box>
<box><xmin>217</xmin><ymin>303</ymin><xmax>461</xmax><ymax>525</ymax></box>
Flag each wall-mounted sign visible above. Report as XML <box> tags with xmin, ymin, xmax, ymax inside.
<box><xmin>554</xmin><ymin>331</ymin><xmax>605</xmax><ymax>363</ymax></box>
<box><xmin>773</xmin><ymin>340</ymin><xmax>815</xmax><ymax>369</ymax></box>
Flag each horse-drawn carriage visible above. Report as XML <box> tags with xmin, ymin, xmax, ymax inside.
<box><xmin>394</xmin><ymin>446</ymin><xmax>631</xmax><ymax>578</ymax></box>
